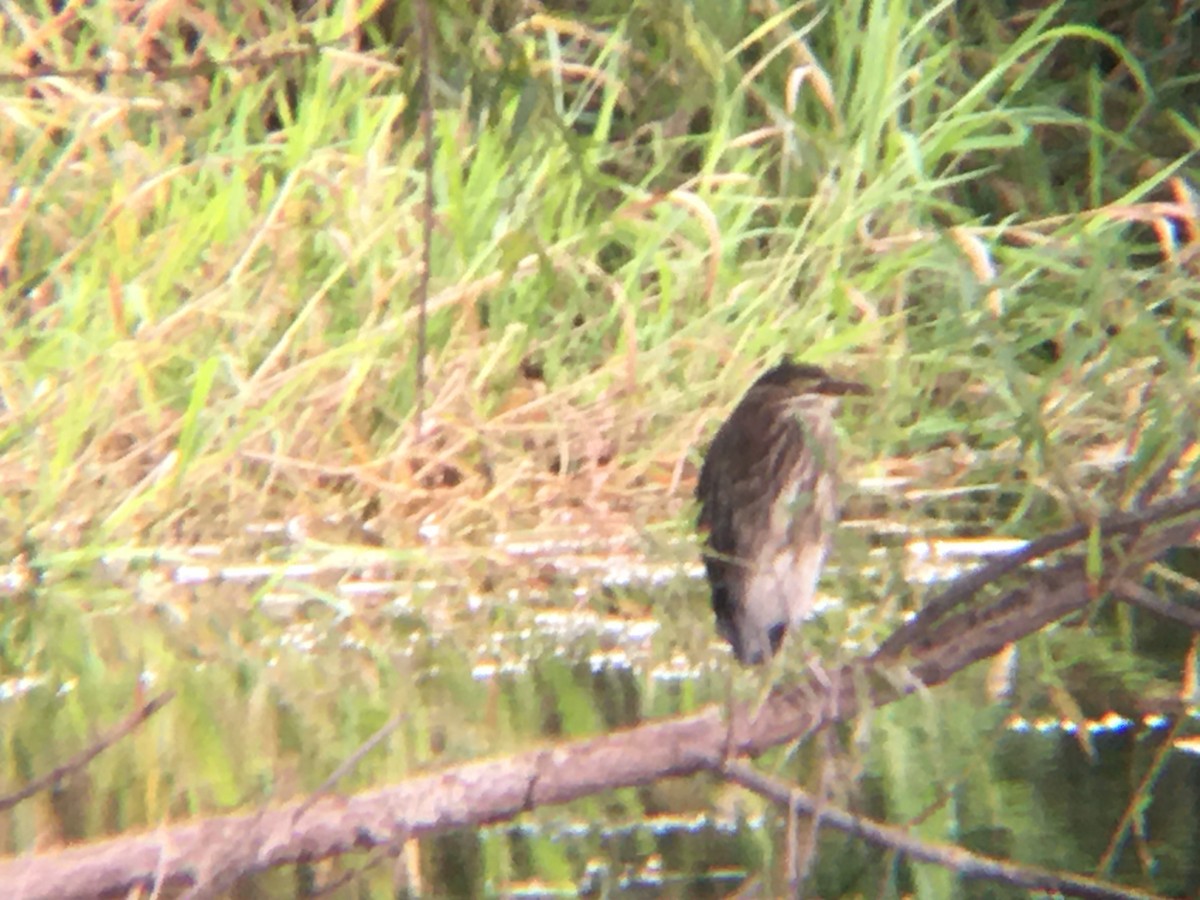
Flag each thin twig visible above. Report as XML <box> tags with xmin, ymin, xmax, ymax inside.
<box><xmin>0</xmin><ymin>690</ymin><xmax>174</xmax><ymax>812</ymax></box>
<box><xmin>1114</xmin><ymin>580</ymin><xmax>1200</xmax><ymax>631</ymax></box>
<box><xmin>722</xmin><ymin>761</ymin><xmax>1165</xmax><ymax>900</ymax></box>
<box><xmin>1096</xmin><ymin>710</ymin><xmax>1192</xmax><ymax>878</ymax></box>
<box><xmin>1133</xmin><ymin>436</ymin><xmax>1197</xmax><ymax>510</ymax></box>
<box><xmin>294</xmin><ymin>713</ymin><xmax>406</xmax><ymax>823</ymax></box>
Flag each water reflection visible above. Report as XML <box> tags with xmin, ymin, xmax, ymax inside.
<box><xmin>2</xmin><ymin>519</ymin><xmax>1198</xmax><ymax>896</ymax></box>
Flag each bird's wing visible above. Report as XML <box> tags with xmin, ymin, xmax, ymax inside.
<box><xmin>699</xmin><ymin>388</ymin><xmax>812</xmax><ymax>560</ymax></box>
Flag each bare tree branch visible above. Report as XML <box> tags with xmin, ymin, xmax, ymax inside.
<box><xmin>877</xmin><ymin>486</ymin><xmax>1200</xmax><ymax>656</ymax></box>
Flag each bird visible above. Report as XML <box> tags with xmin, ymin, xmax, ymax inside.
<box><xmin>696</xmin><ymin>358</ymin><xmax>867</xmax><ymax>665</ymax></box>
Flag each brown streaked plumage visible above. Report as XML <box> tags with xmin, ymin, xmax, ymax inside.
<box><xmin>696</xmin><ymin>359</ymin><xmax>867</xmax><ymax>665</ymax></box>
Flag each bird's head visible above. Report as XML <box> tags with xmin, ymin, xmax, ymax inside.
<box><xmin>751</xmin><ymin>358</ymin><xmax>870</xmax><ymax>408</ymax></box>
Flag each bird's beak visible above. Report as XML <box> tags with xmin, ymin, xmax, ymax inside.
<box><xmin>818</xmin><ymin>376</ymin><xmax>870</xmax><ymax>397</ymax></box>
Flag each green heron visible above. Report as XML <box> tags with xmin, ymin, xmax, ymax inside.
<box><xmin>696</xmin><ymin>359</ymin><xmax>868</xmax><ymax>665</ymax></box>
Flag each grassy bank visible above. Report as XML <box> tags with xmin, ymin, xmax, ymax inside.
<box><xmin>3</xmin><ymin>0</ymin><xmax>1194</xmax><ymax>551</ymax></box>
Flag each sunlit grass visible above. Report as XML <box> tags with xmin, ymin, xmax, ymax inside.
<box><xmin>3</xmin><ymin>2</ymin><xmax>1194</xmax><ymax>555</ymax></box>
